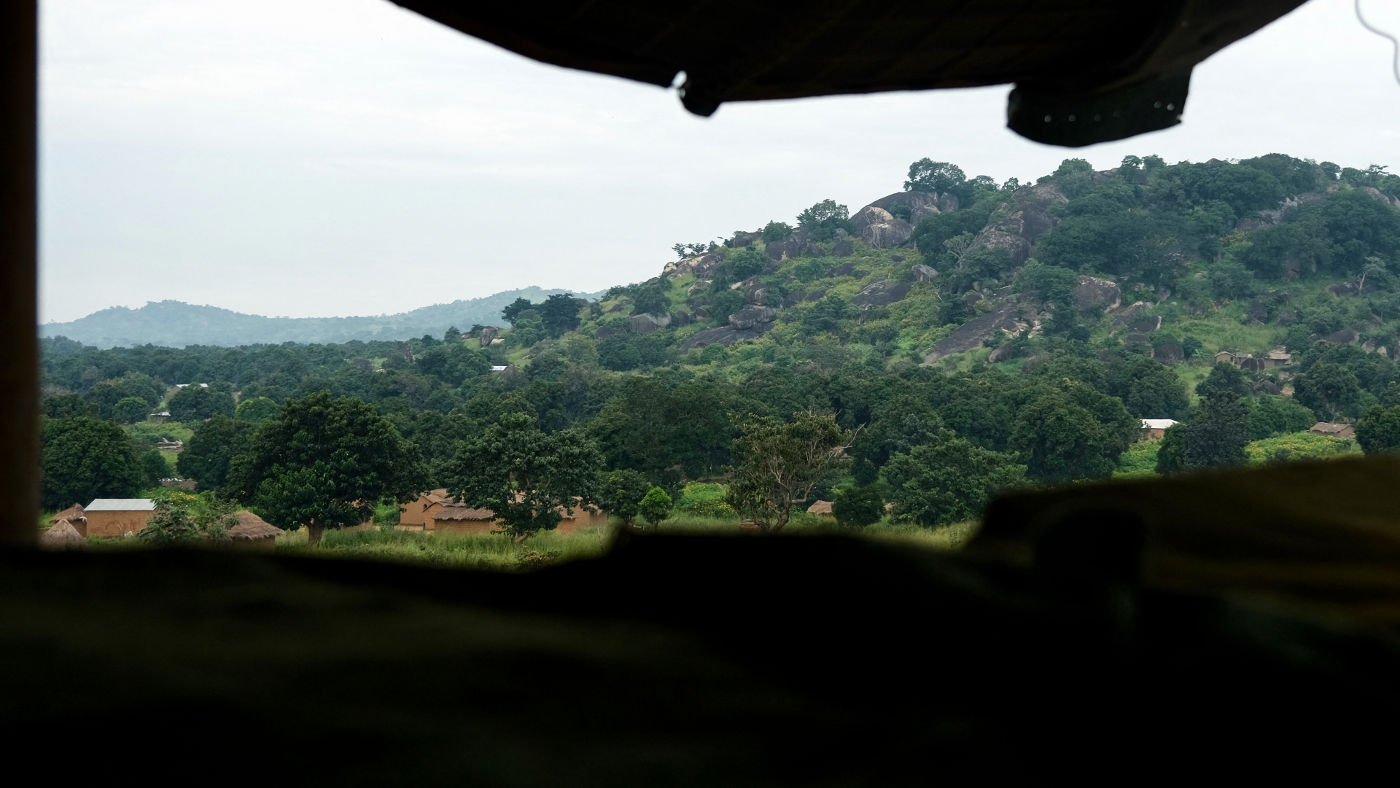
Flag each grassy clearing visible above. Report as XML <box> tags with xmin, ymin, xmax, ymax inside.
<box><xmin>1115</xmin><ymin>441</ymin><xmax>1162</xmax><ymax>479</ymax></box>
<box><xmin>73</xmin><ymin>514</ymin><xmax>978</xmax><ymax>567</ymax></box>
<box><xmin>1244</xmin><ymin>432</ymin><xmax>1360</xmax><ymax>464</ymax></box>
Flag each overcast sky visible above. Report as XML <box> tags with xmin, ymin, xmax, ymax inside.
<box><xmin>38</xmin><ymin>0</ymin><xmax>1400</xmax><ymax>324</ymax></box>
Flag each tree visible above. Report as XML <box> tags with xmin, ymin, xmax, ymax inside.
<box><xmin>227</xmin><ymin>392</ymin><xmax>427</xmax><ymax>547</ymax></box>
<box><xmin>795</xmin><ymin>199</ymin><xmax>853</xmax><ymax>242</ymax></box>
<box><xmin>1294</xmin><ymin>362</ymin><xmax>1362</xmax><ymax>421</ymax></box>
<box><xmin>168</xmin><ymin>386</ymin><xmax>235</xmax><ymax>423</ymax></box>
<box><xmin>1249</xmin><ymin>396</ymin><xmax>1316</xmax><ymax>440</ymax></box>
<box><xmin>177</xmin><ymin>415</ymin><xmax>251</xmax><ymax>491</ymax></box>
<box><xmin>762</xmin><ymin>221</ymin><xmax>793</xmax><ymax>243</ymax></box>
<box><xmin>539</xmin><ymin>293</ymin><xmax>584</xmax><ymax>337</ymax></box>
<box><xmin>234</xmin><ymin>396</ymin><xmax>280</xmax><ymax>423</ymax></box>
<box><xmin>111</xmin><ymin>396</ymin><xmax>150</xmax><ymax>425</ymax></box>
<box><xmin>1196</xmin><ymin>362</ymin><xmax>1250</xmax><ymax>401</ymax></box>
<box><xmin>42</xmin><ymin>394</ymin><xmax>97</xmax><ymax>420</ymax></box>
<box><xmin>724</xmin><ymin>412</ymin><xmax>852</xmax><ymax>534</ymax></box>
<box><xmin>1357</xmin><ymin>405</ymin><xmax>1400</xmax><ymax>454</ymax></box>
<box><xmin>138</xmin><ymin>494</ymin><xmax>237</xmax><ymax>546</ymax></box>
<box><xmin>444</xmin><ymin>412</ymin><xmax>603</xmax><ymax>541</ymax></box>
<box><xmin>42</xmin><ymin>417</ymin><xmax>144</xmax><ymax>511</ymax></box>
<box><xmin>630</xmin><ymin>280</ymin><xmax>671</xmax><ymax>316</ymax></box>
<box><xmin>1008</xmin><ymin>389</ymin><xmax>1126</xmax><ymax>483</ymax></box>
<box><xmin>1155</xmin><ymin>424</ymin><xmax>1188</xmax><ymax>473</ymax></box>
<box><xmin>882</xmin><ymin>430</ymin><xmax>1025</xmax><ymax>527</ymax></box>
<box><xmin>597</xmin><ymin>469</ymin><xmax>651</xmax><ymax>526</ymax></box>
<box><xmin>1182</xmin><ymin>395</ymin><xmax>1251</xmax><ymax>469</ymax></box>
<box><xmin>501</xmin><ymin>297</ymin><xmax>535</xmax><ymax>326</ymax></box>
<box><xmin>638</xmin><ymin>486</ymin><xmax>673</xmax><ymax>526</ymax></box>
<box><xmin>905</xmin><ymin>159</ymin><xmax>966</xmax><ymax>195</ymax></box>
<box><xmin>140</xmin><ymin>449</ymin><xmax>173</xmax><ymax>488</ymax></box>
<box><xmin>832</xmin><ymin>485</ymin><xmax>884</xmax><ymax>528</ymax></box>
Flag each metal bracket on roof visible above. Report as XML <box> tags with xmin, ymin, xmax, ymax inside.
<box><xmin>1007</xmin><ymin>70</ymin><xmax>1192</xmax><ymax>147</ymax></box>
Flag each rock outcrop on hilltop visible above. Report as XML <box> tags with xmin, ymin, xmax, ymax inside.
<box><xmin>960</xmin><ymin>183</ymin><xmax>1067</xmax><ymax>269</ymax></box>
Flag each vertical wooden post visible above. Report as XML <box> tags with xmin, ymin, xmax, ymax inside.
<box><xmin>0</xmin><ymin>2</ymin><xmax>38</xmax><ymax>544</ymax></box>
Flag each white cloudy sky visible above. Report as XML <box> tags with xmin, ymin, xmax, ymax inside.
<box><xmin>38</xmin><ymin>0</ymin><xmax>1400</xmax><ymax>323</ymax></box>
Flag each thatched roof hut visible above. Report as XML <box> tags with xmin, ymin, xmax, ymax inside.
<box><xmin>41</xmin><ymin>519</ymin><xmax>86</xmax><ymax>550</ymax></box>
<box><xmin>807</xmin><ymin>501</ymin><xmax>834</xmax><ymax>517</ymax></box>
<box><xmin>226</xmin><ymin>511</ymin><xmax>281</xmax><ymax>549</ymax></box>
<box><xmin>50</xmin><ymin>503</ymin><xmax>86</xmax><ymax>526</ymax></box>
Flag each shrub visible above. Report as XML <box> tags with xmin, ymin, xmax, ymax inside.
<box><xmin>674</xmin><ymin>482</ymin><xmax>736</xmax><ymax>519</ymax></box>
<box><xmin>639</xmin><ymin>486</ymin><xmax>674</xmax><ymax>525</ymax></box>
<box><xmin>832</xmin><ymin>485</ymin><xmax>883</xmax><ymax>528</ymax></box>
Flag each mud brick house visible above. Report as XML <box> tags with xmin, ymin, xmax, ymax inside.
<box><xmin>85</xmin><ymin>499</ymin><xmax>155</xmax><ymax>538</ymax></box>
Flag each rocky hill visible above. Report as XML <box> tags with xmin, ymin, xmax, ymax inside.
<box><xmin>41</xmin><ymin>287</ymin><xmax>605</xmax><ymax>349</ymax></box>
<box><xmin>564</xmin><ymin>154</ymin><xmax>1400</xmax><ymax>385</ymax></box>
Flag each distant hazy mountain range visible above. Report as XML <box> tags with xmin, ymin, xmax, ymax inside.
<box><xmin>40</xmin><ymin>287</ymin><xmax>606</xmax><ymax>349</ymax></box>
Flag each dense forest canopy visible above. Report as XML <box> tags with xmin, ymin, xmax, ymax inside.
<box><xmin>40</xmin><ymin>152</ymin><xmax>1400</xmax><ymax>526</ymax></box>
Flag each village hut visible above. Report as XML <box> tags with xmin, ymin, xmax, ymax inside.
<box><xmin>85</xmin><ymin>499</ymin><xmax>156</xmax><ymax>538</ymax></box>
<box><xmin>399</xmin><ymin>489</ymin><xmax>451</xmax><ymax>530</ymax></box>
<box><xmin>226</xmin><ymin>511</ymin><xmax>281</xmax><ymax>551</ymax></box>
<box><xmin>49</xmin><ymin>503</ymin><xmax>87</xmax><ymax>537</ymax></box>
<box><xmin>1140</xmin><ymin>419</ymin><xmax>1179</xmax><ymax>441</ymax></box>
<box><xmin>807</xmin><ymin>501</ymin><xmax>835</xmax><ymax>518</ymax></box>
<box><xmin>40</xmin><ymin>519</ymin><xmax>86</xmax><ymax>550</ymax></box>
<box><xmin>555</xmin><ymin>502</ymin><xmax>609</xmax><ymax>534</ymax></box>
<box><xmin>428</xmin><ymin>505</ymin><xmax>501</xmax><ymax>535</ymax></box>
<box><xmin>1309</xmin><ymin>422</ymin><xmax>1356</xmax><ymax>440</ymax></box>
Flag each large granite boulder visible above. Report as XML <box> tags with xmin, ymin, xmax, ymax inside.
<box><xmin>1247</xmin><ymin>299</ymin><xmax>1268</xmax><ymax>322</ymax></box>
<box><xmin>957</xmin><ymin>183</ymin><xmax>1067</xmax><ymax>267</ymax></box>
<box><xmin>745</xmin><ymin>285</ymin><xmax>769</xmax><ymax>306</ymax></box>
<box><xmin>628</xmin><ymin>312</ymin><xmax>672</xmax><ymax>334</ymax></box>
<box><xmin>730</xmin><ymin>230</ymin><xmax>761</xmax><ymax>247</ymax></box>
<box><xmin>922</xmin><ymin>302</ymin><xmax>1024</xmax><ymax>365</ymax></box>
<box><xmin>1132</xmin><ymin>316</ymin><xmax>1162</xmax><ymax>333</ymax></box>
<box><xmin>1112</xmin><ymin>302</ymin><xmax>1151</xmax><ymax>327</ymax></box>
<box><xmin>832</xmin><ymin>239</ymin><xmax>854</xmax><ymax>257</ymax></box>
<box><xmin>663</xmin><ymin>251</ymin><xmax>725</xmax><ymax>278</ymax></box>
<box><xmin>729</xmin><ymin>306</ymin><xmax>778</xmax><ymax>330</ymax></box>
<box><xmin>852</xmin><ymin>281</ymin><xmax>912</xmax><ymax>309</ymax></box>
<box><xmin>1323</xmin><ymin>329</ymin><xmax>1361</xmax><ymax>345</ymax></box>
<box><xmin>478</xmin><ymin>326</ymin><xmax>499</xmax><ymax>348</ymax></box>
<box><xmin>862</xmin><ymin>191</ymin><xmax>944</xmax><ymax>227</ymax></box>
<box><xmin>911</xmin><ymin>264</ymin><xmax>938</xmax><ymax>282</ymax></box>
<box><xmin>680</xmin><ymin>323</ymin><xmax>773</xmax><ymax>351</ymax></box>
<box><xmin>765</xmin><ymin>237</ymin><xmax>797</xmax><ymax>261</ymax></box>
<box><xmin>1155</xmin><ymin>343</ymin><xmax>1184</xmax><ymax>365</ymax></box>
<box><xmin>1074</xmin><ymin>275</ymin><xmax>1121</xmax><ymax>312</ymax></box>
<box><xmin>852</xmin><ymin>206</ymin><xmax>894</xmax><ymax>234</ymax></box>
<box><xmin>1278</xmin><ymin>311</ymin><xmax>1297</xmax><ymax>327</ymax></box>
<box><xmin>861</xmin><ymin>217</ymin><xmax>914</xmax><ymax>249</ymax></box>
<box><xmin>673</xmin><ymin>310</ymin><xmax>693</xmax><ymax>327</ymax></box>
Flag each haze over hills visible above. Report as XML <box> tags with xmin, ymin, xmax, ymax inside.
<box><xmin>39</xmin><ymin>287</ymin><xmax>608</xmax><ymax>349</ymax></box>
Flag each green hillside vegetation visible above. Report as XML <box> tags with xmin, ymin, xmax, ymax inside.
<box><xmin>39</xmin><ymin>153</ymin><xmax>1400</xmax><ymax>544</ymax></box>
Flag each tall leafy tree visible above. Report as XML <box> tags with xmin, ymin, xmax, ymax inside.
<box><xmin>539</xmin><ymin>293</ymin><xmax>584</xmax><ymax>336</ymax></box>
<box><xmin>443</xmin><ymin>412</ymin><xmax>603</xmax><ymax>541</ymax></box>
<box><xmin>832</xmin><ymin>485</ymin><xmax>884</xmax><ymax>528</ymax></box>
<box><xmin>883</xmin><ymin>429</ymin><xmax>1024</xmax><ymax>527</ymax></box>
<box><xmin>724</xmin><ymin>412</ymin><xmax>852</xmax><ymax>534</ymax></box>
<box><xmin>177</xmin><ymin>415</ymin><xmax>252</xmax><ymax>491</ymax></box>
<box><xmin>227</xmin><ymin>392</ymin><xmax>427</xmax><ymax>547</ymax></box>
<box><xmin>168</xmin><ymin>385</ymin><xmax>236</xmax><ymax>423</ymax></box>
<box><xmin>1182</xmin><ymin>395</ymin><xmax>1251</xmax><ymax>469</ymax></box>
<box><xmin>501</xmin><ymin>297</ymin><xmax>535</xmax><ymax>326</ymax></box>
<box><xmin>1008</xmin><ymin>387</ymin><xmax>1135</xmax><ymax>484</ymax></box>
<box><xmin>42</xmin><ymin>417</ymin><xmax>144</xmax><ymax>510</ymax></box>
<box><xmin>1357</xmin><ymin>404</ymin><xmax>1400</xmax><ymax>454</ymax></box>
<box><xmin>1294</xmin><ymin>362</ymin><xmax>1362</xmax><ymax>422</ymax></box>
<box><xmin>904</xmin><ymin>159</ymin><xmax>966</xmax><ymax>195</ymax></box>
<box><xmin>597</xmin><ymin>469</ymin><xmax>651</xmax><ymax>526</ymax></box>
